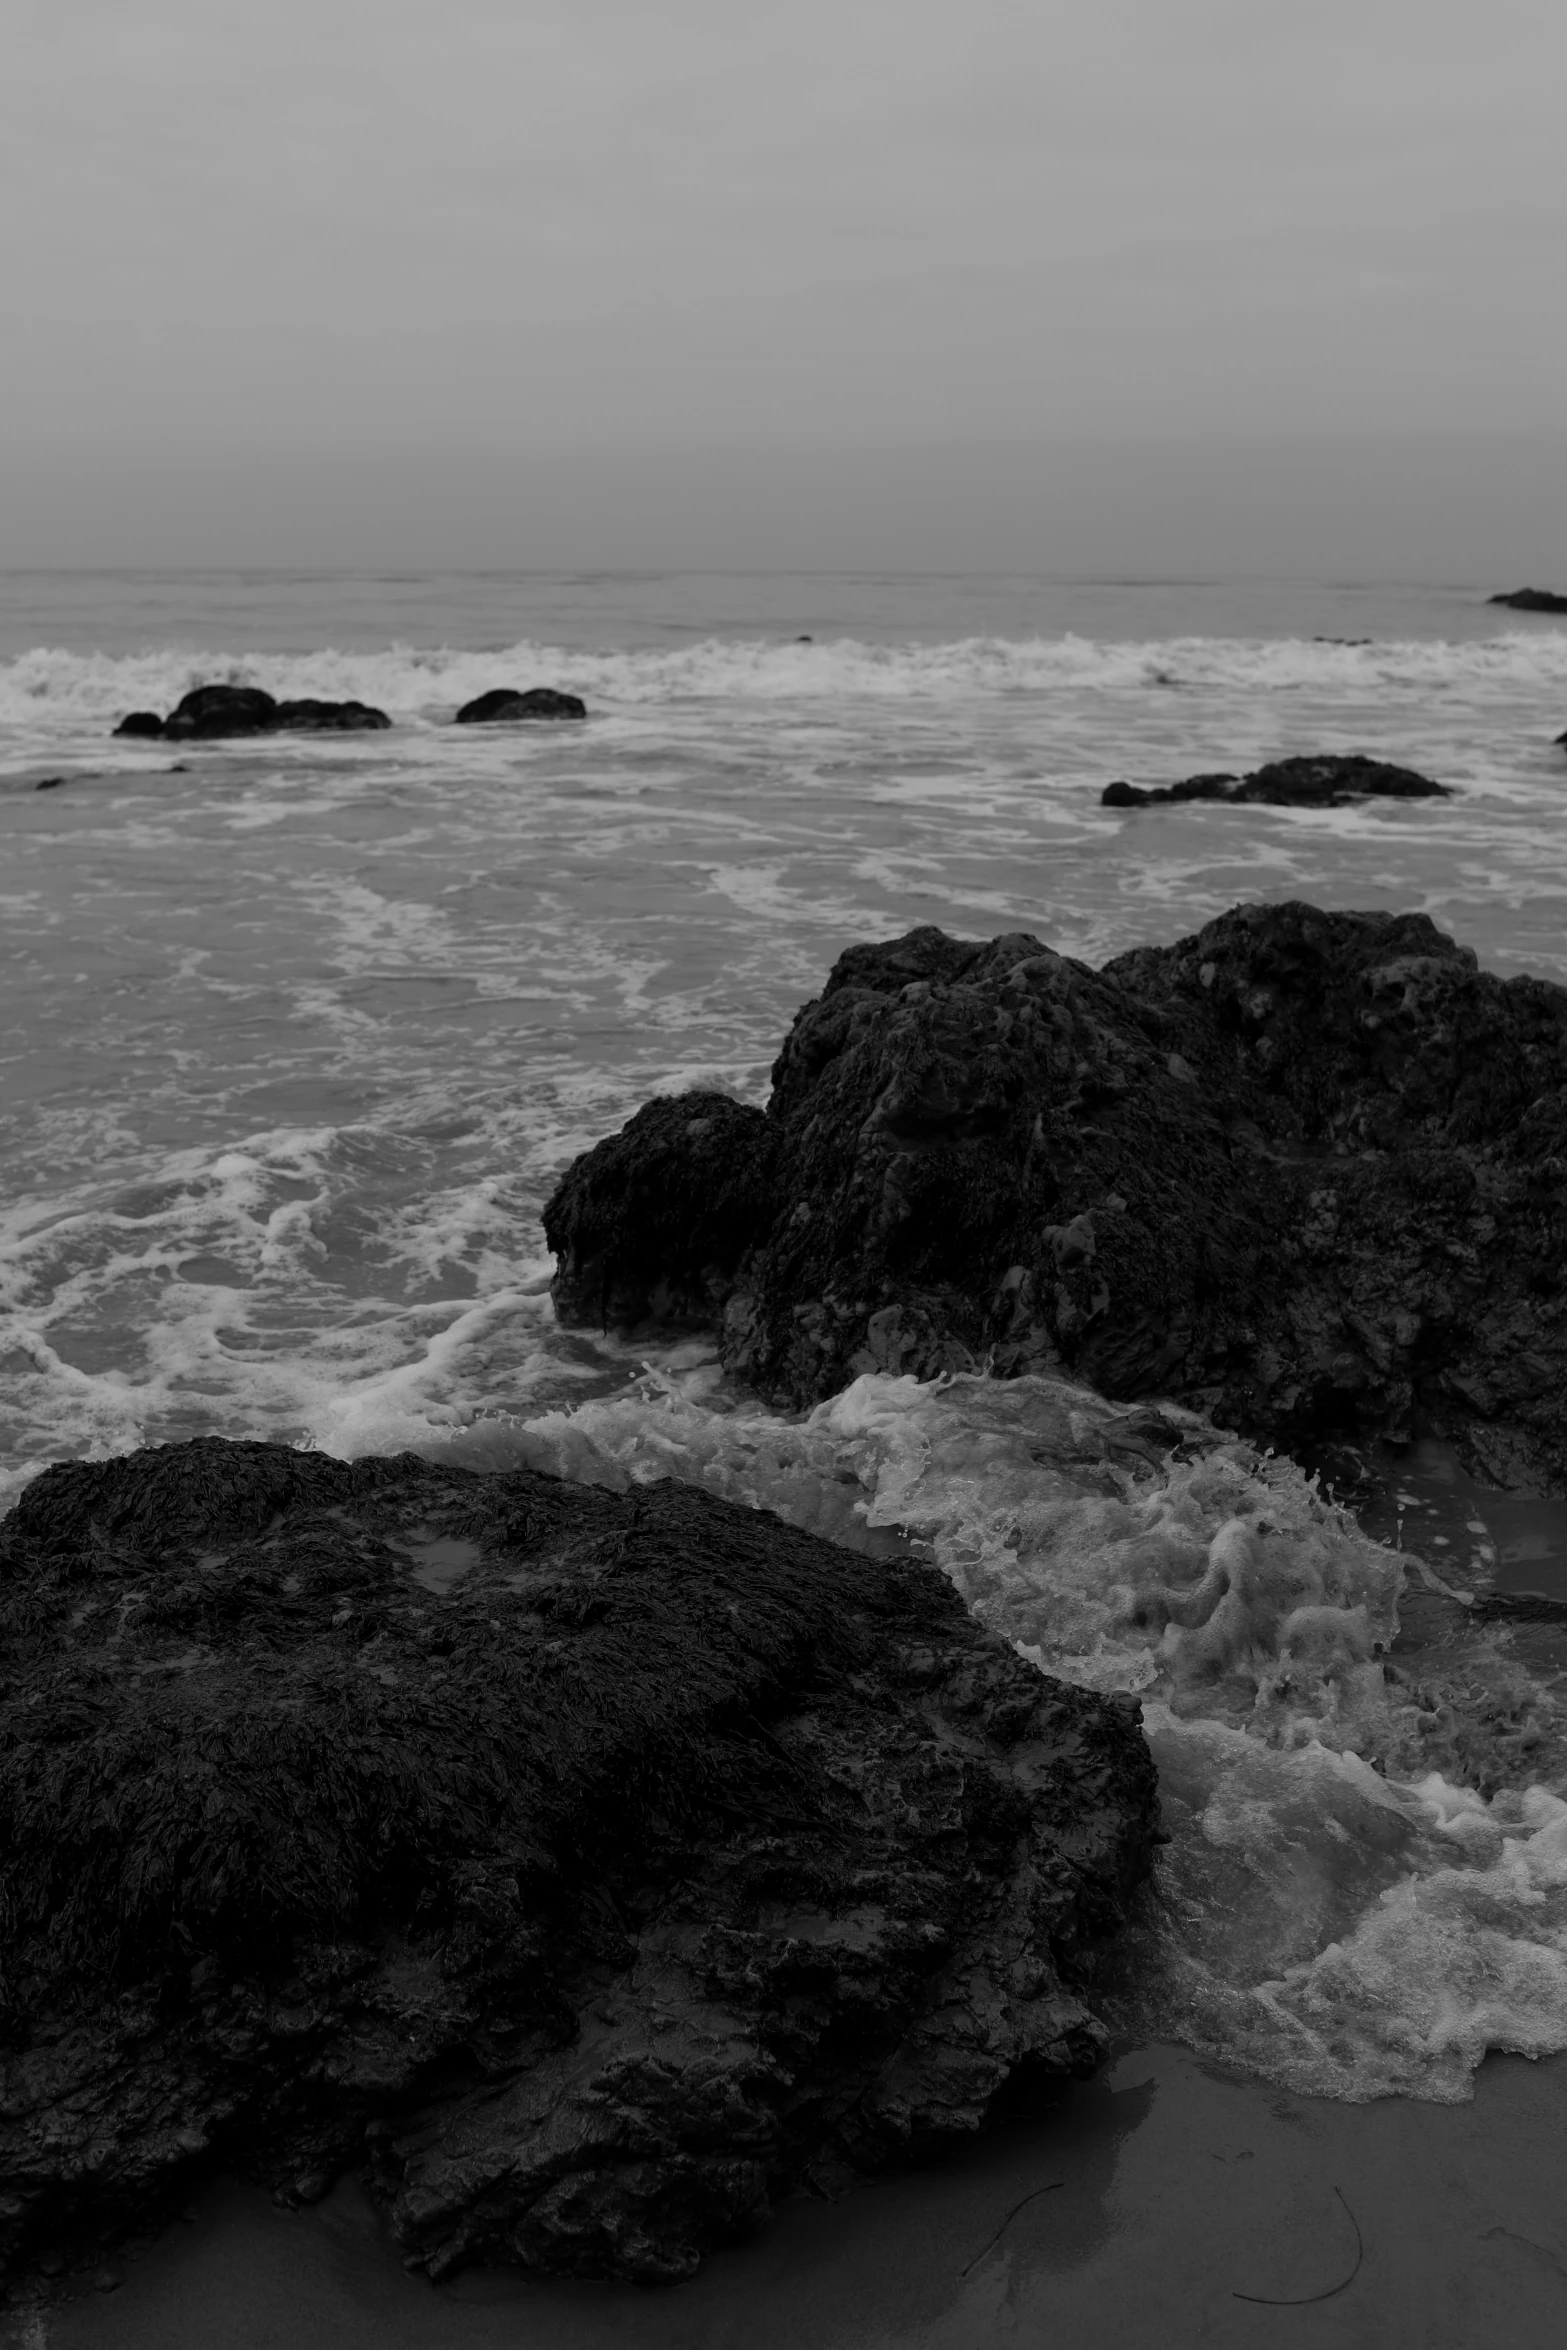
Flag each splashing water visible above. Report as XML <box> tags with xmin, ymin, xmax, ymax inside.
<box><xmin>376</xmin><ymin>1366</ymin><xmax>1567</xmax><ymax>2104</ymax></box>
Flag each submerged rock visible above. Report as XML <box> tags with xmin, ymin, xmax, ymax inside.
<box><xmin>548</xmin><ymin>902</ymin><xmax>1567</xmax><ymax>1490</ymax></box>
<box><xmin>1103</xmin><ymin>754</ymin><xmax>1447</xmax><ymax>808</ymax></box>
<box><xmin>271</xmin><ymin>697</ymin><xmax>392</xmax><ymax>732</ymax></box>
<box><xmin>0</xmin><ymin>1439</ymin><xmax>1155</xmax><ymax>2288</ymax></box>
<box><xmin>112</xmin><ymin>687</ymin><xmax>391</xmax><ymax>741</ymax></box>
<box><xmin>1489</xmin><ymin>588</ymin><xmax>1567</xmax><ymax>614</ymax></box>
<box><xmin>454</xmin><ymin>687</ymin><xmax>588</xmax><ymax>723</ymax></box>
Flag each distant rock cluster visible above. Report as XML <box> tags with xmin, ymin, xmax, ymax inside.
<box><xmin>115</xmin><ymin>685</ymin><xmax>391</xmax><ymax>740</ymax></box>
<box><xmin>113</xmin><ymin>682</ymin><xmax>588</xmax><ymax>740</ymax></box>
<box><xmin>1102</xmin><ymin>754</ymin><xmax>1448</xmax><ymax>809</ymax></box>
<box><xmin>1489</xmin><ymin>588</ymin><xmax>1567</xmax><ymax>614</ymax></box>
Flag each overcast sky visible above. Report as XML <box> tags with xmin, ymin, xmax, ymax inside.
<box><xmin>4</xmin><ymin>0</ymin><xmax>1564</xmax><ymax>566</ymax></box>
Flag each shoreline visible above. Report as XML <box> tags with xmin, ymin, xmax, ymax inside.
<box><xmin>22</xmin><ymin>2041</ymin><xmax>1567</xmax><ymax>2350</ymax></box>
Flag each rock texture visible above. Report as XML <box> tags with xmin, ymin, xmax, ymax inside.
<box><xmin>548</xmin><ymin>903</ymin><xmax>1567</xmax><ymax>1491</ymax></box>
<box><xmin>1488</xmin><ymin>588</ymin><xmax>1567</xmax><ymax>614</ymax></box>
<box><xmin>0</xmin><ymin>1439</ymin><xmax>1155</xmax><ymax>2289</ymax></box>
<box><xmin>454</xmin><ymin>688</ymin><xmax>587</xmax><ymax>723</ymax></box>
<box><xmin>113</xmin><ymin>687</ymin><xmax>391</xmax><ymax>741</ymax></box>
<box><xmin>1103</xmin><ymin>754</ymin><xmax>1448</xmax><ymax>809</ymax></box>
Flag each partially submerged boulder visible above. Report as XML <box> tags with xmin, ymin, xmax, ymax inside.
<box><xmin>271</xmin><ymin>697</ymin><xmax>392</xmax><ymax>733</ymax></box>
<box><xmin>0</xmin><ymin>1439</ymin><xmax>1155</xmax><ymax>2288</ymax></box>
<box><xmin>455</xmin><ymin>688</ymin><xmax>588</xmax><ymax>723</ymax></box>
<box><xmin>547</xmin><ymin>904</ymin><xmax>1567</xmax><ymax>1490</ymax></box>
<box><xmin>1103</xmin><ymin>754</ymin><xmax>1448</xmax><ymax>808</ymax></box>
<box><xmin>1489</xmin><ymin>588</ymin><xmax>1567</xmax><ymax>614</ymax></box>
<box><xmin>113</xmin><ymin>687</ymin><xmax>391</xmax><ymax>741</ymax></box>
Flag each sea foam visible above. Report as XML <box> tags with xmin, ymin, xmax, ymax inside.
<box><xmin>5</xmin><ymin>629</ymin><xmax>1567</xmax><ymax>737</ymax></box>
<box><xmin>383</xmin><ymin>1365</ymin><xmax>1567</xmax><ymax>2104</ymax></box>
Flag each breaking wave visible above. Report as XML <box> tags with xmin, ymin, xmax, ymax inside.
<box><xmin>6</xmin><ymin>629</ymin><xmax>1567</xmax><ymax>735</ymax></box>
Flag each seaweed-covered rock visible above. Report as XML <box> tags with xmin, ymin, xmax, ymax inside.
<box><xmin>548</xmin><ymin>903</ymin><xmax>1567</xmax><ymax>1489</ymax></box>
<box><xmin>1103</xmin><ymin>755</ymin><xmax>1447</xmax><ymax>808</ymax></box>
<box><xmin>0</xmin><ymin>1439</ymin><xmax>1155</xmax><ymax>2288</ymax></box>
<box><xmin>112</xmin><ymin>688</ymin><xmax>392</xmax><ymax>741</ymax></box>
<box><xmin>1489</xmin><ymin>588</ymin><xmax>1567</xmax><ymax>614</ymax></box>
<box><xmin>454</xmin><ymin>688</ymin><xmax>587</xmax><ymax>723</ymax></box>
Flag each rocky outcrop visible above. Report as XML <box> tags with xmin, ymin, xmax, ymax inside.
<box><xmin>454</xmin><ymin>688</ymin><xmax>588</xmax><ymax>723</ymax></box>
<box><xmin>1103</xmin><ymin>755</ymin><xmax>1448</xmax><ymax>809</ymax></box>
<box><xmin>112</xmin><ymin>687</ymin><xmax>392</xmax><ymax>741</ymax></box>
<box><xmin>0</xmin><ymin>1439</ymin><xmax>1155</xmax><ymax>2289</ymax></box>
<box><xmin>1489</xmin><ymin>588</ymin><xmax>1567</xmax><ymax>614</ymax></box>
<box><xmin>547</xmin><ymin>904</ymin><xmax>1567</xmax><ymax>1491</ymax></box>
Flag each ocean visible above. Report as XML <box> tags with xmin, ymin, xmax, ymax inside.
<box><xmin>5</xmin><ymin>567</ymin><xmax>1567</xmax><ymax>2117</ymax></box>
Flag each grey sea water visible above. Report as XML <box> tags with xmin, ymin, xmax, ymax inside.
<box><xmin>5</xmin><ymin>567</ymin><xmax>1567</xmax><ymax>2104</ymax></box>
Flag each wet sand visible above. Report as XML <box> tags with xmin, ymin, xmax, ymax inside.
<box><xmin>18</xmin><ymin>2042</ymin><xmax>1567</xmax><ymax>2350</ymax></box>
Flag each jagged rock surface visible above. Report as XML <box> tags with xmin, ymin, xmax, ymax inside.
<box><xmin>112</xmin><ymin>686</ymin><xmax>391</xmax><ymax>740</ymax></box>
<box><xmin>454</xmin><ymin>688</ymin><xmax>587</xmax><ymax>723</ymax></box>
<box><xmin>0</xmin><ymin>1440</ymin><xmax>1155</xmax><ymax>2288</ymax></box>
<box><xmin>1103</xmin><ymin>754</ymin><xmax>1447</xmax><ymax>808</ymax></box>
<box><xmin>547</xmin><ymin>903</ymin><xmax>1567</xmax><ymax>1490</ymax></box>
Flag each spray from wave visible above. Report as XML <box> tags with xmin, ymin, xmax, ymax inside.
<box><xmin>350</xmin><ymin>1364</ymin><xmax>1567</xmax><ymax>2106</ymax></box>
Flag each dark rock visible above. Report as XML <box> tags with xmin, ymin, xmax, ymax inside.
<box><xmin>1240</xmin><ymin>755</ymin><xmax>1447</xmax><ymax>804</ymax></box>
<box><xmin>548</xmin><ymin>903</ymin><xmax>1567</xmax><ymax>1490</ymax></box>
<box><xmin>547</xmin><ymin>1092</ymin><xmax>778</xmax><ymax>1332</ymax></box>
<box><xmin>454</xmin><ymin>688</ymin><xmax>588</xmax><ymax>724</ymax></box>
<box><xmin>33</xmin><ymin>776</ymin><xmax>66</xmax><ymax>792</ymax></box>
<box><xmin>0</xmin><ymin>1439</ymin><xmax>1155</xmax><ymax>2288</ymax></box>
<box><xmin>1102</xmin><ymin>755</ymin><xmax>1446</xmax><ymax>809</ymax></box>
<box><xmin>114</xmin><ymin>688</ymin><xmax>393</xmax><ymax>742</ymax></box>
<box><xmin>271</xmin><ymin>698</ymin><xmax>392</xmax><ymax>733</ymax></box>
<box><xmin>1489</xmin><ymin>588</ymin><xmax>1567</xmax><ymax>614</ymax></box>
<box><xmin>162</xmin><ymin>685</ymin><xmax>281</xmax><ymax>739</ymax></box>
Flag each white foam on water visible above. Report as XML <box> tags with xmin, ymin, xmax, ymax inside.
<box><xmin>6</xmin><ymin>629</ymin><xmax>1567</xmax><ymax>735</ymax></box>
<box><xmin>0</xmin><ymin>1116</ymin><xmax>602</xmax><ymax>1511</ymax></box>
<box><xmin>352</xmin><ymin>1366</ymin><xmax>1567</xmax><ymax>2105</ymax></box>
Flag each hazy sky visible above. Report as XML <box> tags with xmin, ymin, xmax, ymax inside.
<box><xmin>4</xmin><ymin>0</ymin><xmax>1564</xmax><ymax>566</ymax></box>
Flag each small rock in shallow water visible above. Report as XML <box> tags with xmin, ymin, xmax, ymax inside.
<box><xmin>1102</xmin><ymin>754</ymin><xmax>1446</xmax><ymax>808</ymax></box>
<box><xmin>454</xmin><ymin>687</ymin><xmax>587</xmax><ymax>723</ymax></box>
<box><xmin>112</xmin><ymin>710</ymin><xmax>166</xmax><ymax>739</ymax></box>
